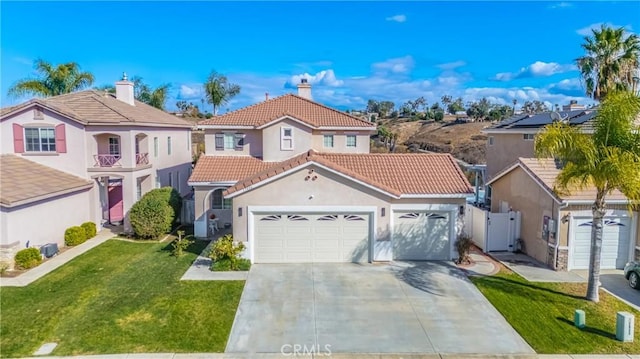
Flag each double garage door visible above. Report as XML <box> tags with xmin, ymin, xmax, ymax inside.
<box><xmin>571</xmin><ymin>217</ymin><xmax>631</xmax><ymax>270</ymax></box>
<box><xmin>253</xmin><ymin>210</ymin><xmax>452</xmax><ymax>263</ymax></box>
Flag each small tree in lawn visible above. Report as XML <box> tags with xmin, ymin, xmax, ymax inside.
<box><xmin>534</xmin><ymin>90</ymin><xmax>640</xmax><ymax>302</ymax></box>
<box><xmin>129</xmin><ymin>196</ymin><xmax>173</xmax><ymax>239</ymax></box>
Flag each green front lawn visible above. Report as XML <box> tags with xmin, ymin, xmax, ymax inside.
<box><xmin>471</xmin><ymin>271</ymin><xmax>640</xmax><ymax>354</ymax></box>
<box><xmin>0</xmin><ymin>239</ymin><xmax>244</xmax><ymax>358</ymax></box>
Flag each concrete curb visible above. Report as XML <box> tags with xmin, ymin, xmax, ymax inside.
<box><xmin>15</xmin><ymin>353</ymin><xmax>640</xmax><ymax>359</ymax></box>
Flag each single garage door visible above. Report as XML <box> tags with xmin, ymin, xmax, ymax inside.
<box><xmin>571</xmin><ymin>217</ymin><xmax>631</xmax><ymax>269</ymax></box>
<box><xmin>393</xmin><ymin>211</ymin><xmax>451</xmax><ymax>260</ymax></box>
<box><xmin>254</xmin><ymin>213</ymin><xmax>370</xmax><ymax>263</ymax></box>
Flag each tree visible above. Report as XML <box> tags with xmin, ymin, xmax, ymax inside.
<box><xmin>204</xmin><ymin>70</ymin><xmax>241</xmax><ymax>115</ymax></box>
<box><xmin>366</xmin><ymin>99</ymin><xmax>380</xmax><ymax>114</ymax></box>
<box><xmin>94</xmin><ymin>84</ymin><xmax>115</xmax><ymax>93</ymax></box>
<box><xmin>8</xmin><ymin>59</ymin><xmax>94</xmax><ymax>98</ymax></box>
<box><xmin>576</xmin><ymin>25</ymin><xmax>640</xmax><ymax>101</ymax></box>
<box><xmin>413</xmin><ymin>96</ymin><xmax>427</xmax><ymax>113</ymax></box>
<box><xmin>448</xmin><ymin>97</ymin><xmax>465</xmax><ymax>114</ymax></box>
<box><xmin>378</xmin><ymin>101</ymin><xmax>395</xmax><ymax>118</ymax></box>
<box><xmin>131</xmin><ymin>76</ymin><xmax>170</xmax><ymax>110</ymax></box>
<box><xmin>176</xmin><ymin>100</ymin><xmax>200</xmax><ymax>117</ymax></box>
<box><xmin>466</xmin><ymin>98</ymin><xmax>491</xmax><ymax>121</ymax></box>
<box><xmin>441</xmin><ymin>95</ymin><xmax>452</xmax><ymax>114</ymax></box>
<box><xmin>534</xmin><ymin>90</ymin><xmax>640</xmax><ymax>302</ymax></box>
<box><xmin>521</xmin><ymin>100</ymin><xmax>549</xmax><ymax>114</ymax></box>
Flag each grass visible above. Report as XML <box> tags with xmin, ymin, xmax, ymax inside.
<box><xmin>0</xmin><ymin>239</ymin><xmax>245</xmax><ymax>358</ymax></box>
<box><xmin>471</xmin><ymin>270</ymin><xmax>640</xmax><ymax>354</ymax></box>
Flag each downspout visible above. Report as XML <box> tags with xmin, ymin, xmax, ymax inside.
<box><xmin>555</xmin><ymin>201</ymin><xmax>569</xmax><ymax>270</ymax></box>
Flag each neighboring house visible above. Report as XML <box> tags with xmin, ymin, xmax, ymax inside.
<box><xmin>189</xmin><ymin>81</ymin><xmax>473</xmax><ymax>263</ymax></box>
<box><xmin>487</xmin><ymin>158</ymin><xmax>639</xmax><ymax>270</ymax></box>
<box><xmin>0</xmin><ymin>75</ymin><xmax>192</xmax><ymax>254</ymax></box>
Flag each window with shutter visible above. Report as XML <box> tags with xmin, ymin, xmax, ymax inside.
<box><xmin>234</xmin><ymin>133</ymin><xmax>245</xmax><ymax>150</ymax></box>
<box><xmin>215</xmin><ymin>133</ymin><xmax>224</xmax><ymax>150</ymax></box>
<box><xmin>12</xmin><ymin>124</ymin><xmax>24</xmax><ymax>153</ymax></box>
<box><xmin>55</xmin><ymin>124</ymin><xmax>67</xmax><ymax>153</ymax></box>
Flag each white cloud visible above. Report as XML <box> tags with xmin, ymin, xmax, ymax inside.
<box><xmin>372</xmin><ymin>56</ymin><xmax>414</xmax><ymax>75</ymax></box>
<box><xmin>493</xmin><ymin>61</ymin><xmax>577</xmax><ymax>81</ymax></box>
<box><xmin>385</xmin><ymin>14</ymin><xmax>406</xmax><ymax>23</ymax></box>
<box><xmin>437</xmin><ymin>61</ymin><xmax>466</xmax><ymax>71</ymax></box>
<box><xmin>289</xmin><ymin>69</ymin><xmax>344</xmax><ymax>87</ymax></box>
<box><xmin>552</xmin><ymin>78</ymin><xmax>582</xmax><ymax>90</ymax></box>
<box><xmin>576</xmin><ymin>22</ymin><xmax>632</xmax><ymax>36</ymax></box>
<box><xmin>548</xmin><ymin>2</ymin><xmax>573</xmax><ymax>9</ymax></box>
<box><xmin>177</xmin><ymin>84</ymin><xmax>203</xmax><ymax>99</ymax></box>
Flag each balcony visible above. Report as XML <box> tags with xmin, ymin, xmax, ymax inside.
<box><xmin>94</xmin><ymin>154</ymin><xmax>121</xmax><ymax>167</ymax></box>
<box><xmin>136</xmin><ymin>152</ymin><xmax>149</xmax><ymax>165</ymax></box>
<box><xmin>90</xmin><ymin>152</ymin><xmax>151</xmax><ymax>172</ymax></box>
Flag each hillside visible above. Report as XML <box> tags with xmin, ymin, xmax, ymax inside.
<box><xmin>382</xmin><ymin>119</ymin><xmax>490</xmax><ymax>165</ymax></box>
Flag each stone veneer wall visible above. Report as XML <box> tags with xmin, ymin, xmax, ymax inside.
<box><xmin>0</xmin><ymin>241</ymin><xmax>20</xmax><ymax>270</ymax></box>
<box><xmin>556</xmin><ymin>248</ymin><xmax>569</xmax><ymax>271</ymax></box>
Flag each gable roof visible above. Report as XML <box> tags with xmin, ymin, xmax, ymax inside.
<box><xmin>0</xmin><ymin>155</ymin><xmax>93</xmax><ymax>208</ymax></box>
<box><xmin>188</xmin><ymin>156</ymin><xmax>273</xmax><ymax>183</ymax></box>
<box><xmin>483</xmin><ymin>109</ymin><xmax>597</xmax><ymax>133</ymax></box>
<box><xmin>197</xmin><ymin>94</ymin><xmax>376</xmax><ymax>129</ymax></box>
<box><xmin>223</xmin><ymin>151</ymin><xmax>473</xmax><ymax>198</ymax></box>
<box><xmin>1</xmin><ymin>91</ymin><xmax>192</xmax><ymax>128</ymax></box>
<box><xmin>487</xmin><ymin>157</ymin><xmax>628</xmax><ymax>203</ymax></box>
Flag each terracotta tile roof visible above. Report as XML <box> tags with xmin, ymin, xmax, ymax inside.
<box><xmin>0</xmin><ymin>155</ymin><xmax>93</xmax><ymax>207</ymax></box>
<box><xmin>224</xmin><ymin>151</ymin><xmax>473</xmax><ymax>197</ymax></box>
<box><xmin>1</xmin><ymin>91</ymin><xmax>192</xmax><ymax>128</ymax></box>
<box><xmin>198</xmin><ymin>94</ymin><xmax>375</xmax><ymax>129</ymax></box>
<box><xmin>497</xmin><ymin>158</ymin><xmax>627</xmax><ymax>202</ymax></box>
<box><xmin>188</xmin><ymin>156</ymin><xmax>273</xmax><ymax>183</ymax></box>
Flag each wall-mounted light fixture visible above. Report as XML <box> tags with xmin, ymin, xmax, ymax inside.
<box><xmin>381</xmin><ymin>207</ymin><xmax>386</xmax><ymax>217</ymax></box>
<box><xmin>561</xmin><ymin>213</ymin><xmax>570</xmax><ymax>224</ymax></box>
<box><xmin>238</xmin><ymin>207</ymin><xmax>243</xmax><ymax>217</ymax></box>
<box><xmin>459</xmin><ymin>205</ymin><xmax>465</xmax><ymax>216</ymax></box>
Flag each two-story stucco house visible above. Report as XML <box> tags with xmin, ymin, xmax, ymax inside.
<box><xmin>189</xmin><ymin>81</ymin><xmax>473</xmax><ymax>264</ymax></box>
<box><xmin>0</xmin><ymin>75</ymin><xmax>193</xmax><ymax>258</ymax></box>
<box><xmin>481</xmin><ymin>109</ymin><xmax>640</xmax><ymax>270</ymax></box>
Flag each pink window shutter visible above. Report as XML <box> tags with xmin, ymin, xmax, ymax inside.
<box><xmin>12</xmin><ymin>124</ymin><xmax>24</xmax><ymax>153</ymax></box>
<box><xmin>55</xmin><ymin>124</ymin><xmax>67</xmax><ymax>153</ymax></box>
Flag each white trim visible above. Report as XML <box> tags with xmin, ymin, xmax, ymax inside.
<box><xmin>280</xmin><ymin>126</ymin><xmax>294</xmax><ymax>151</ymax></box>
<box><xmin>258</xmin><ymin>116</ymin><xmax>315</xmax><ymax>130</ymax></box>
<box><xmin>399</xmin><ymin>194</ymin><xmax>470</xmax><ymax>199</ymax></box>
<box><xmin>225</xmin><ymin>161</ymin><xmax>400</xmax><ymax>199</ymax></box>
<box><xmin>320</xmin><ymin>126</ymin><xmax>377</xmax><ymax>131</ymax></box>
<box><xmin>247</xmin><ymin>205</ymin><xmax>377</xmax><ymax>263</ymax></box>
<box><xmin>188</xmin><ymin>181</ymin><xmax>238</xmax><ymax>187</ymax></box>
<box><xmin>482</xmin><ymin>128</ymin><xmax>540</xmax><ymax>134</ymax></box>
<box><xmin>320</xmin><ymin>131</ymin><xmax>337</xmax><ymax>134</ymax></box>
<box><xmin>197</xmin><ymin>125</ymin><xmax>254</xmax><ymax>130</ymax></box>
<box><xmin>565</xmin><ymin>199</ymin><xmax>630</xmax><ymax>205</ymax></box>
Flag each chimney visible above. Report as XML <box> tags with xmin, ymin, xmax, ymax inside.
<box><xmin>115</xmin><ymin>72</ymin><xmax>135</xmax><ymax>106</ymax></box>
<box><xmin>297</xmin><ymin>78</ymin><xmax>312</xmax><ymax>100</ymax></box>
<box><xmin>265</xmin><ymin>92</ymin><xmax>269</xmax><ymax>101</ymax></box>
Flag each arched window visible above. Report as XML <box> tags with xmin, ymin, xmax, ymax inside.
<box><xmin>211</xmin><ymin>188</ymin><xmax>232</xmax><ymax>209</ymax></box>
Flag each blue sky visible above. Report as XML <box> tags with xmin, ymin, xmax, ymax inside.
<box><xmin>1</xmin><ymin>1</ymin><xmax>639</xmax><ymax>113</ymax></box>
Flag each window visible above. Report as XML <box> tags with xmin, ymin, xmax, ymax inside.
<box><xmin>136</xmin><ymin>178</ymin><xmax>143</xmax><ymax>200</ymax></box>
<box><xmin>523</xmin><ymin>134</ymin><xmax>535</xmax><ymax>141</ymax></box>
<box><xmin>346</xmin><ymin>135</ymin><xmax>357</xmax><ymax>147</ymax></box>
<box><xmin>154</xmin><ymin>137</ymin><xmax>159</xmax><ymax>157</ymax></box>
<box><xmin>211</xmin><ymin>188</ymin><xmax>232</xmax><ymax>209</ymax></box>
<box><xmin>323</xmin><ymin>134</ymin><xmax>334</xmax><ymax>148</ymax></box>
<box><xmin>168</xmin><ymin>171</ymin><xmax>173</xmax><ymax>188</ymax></box>
<box><xmin>109</xmin><ymin>137</ymin><xmax>120</xmax><ymax>157</ymax></box>
<box><xmin>25</xmin><ymin>127</ymin><xmax>55</xmax><ymax>152</ymax></box>
<box><xmin>224</xmin><ymin>134</ymin><xmax>235</xmax><ymax>150</ymax></box>
<box><xmin>281</xmin><ymin>127</ymin><xmax>293</xmax><ymax>150</ymax></box>
<box><xmin>488</xmin><ymin>136</ymin><xmax>494</xmax><ymax>146</ymax></box>
<box><xmin>167</xmin><ymin>136</ymin><xmax>172</xmax><ymax>155</ymax></box>
<box><xmin>155</xmin><ymin>176</ymin><xmax>161</xmax><ymax>188</ymax></box>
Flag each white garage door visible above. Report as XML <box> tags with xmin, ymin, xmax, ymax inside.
<box><xmin>393</xmin><ymin>211</ymin><xmax>451</xmax><ymax>260</ymax></box>
<box><xmin>571</xmin><ymin>217</ymin><xmax>631</xmax><ymax>270</ymax></box>
<box><xmin>254</xmin><ymin>213</ymin><xmax>370</xmax><ymax>263</ymax></box>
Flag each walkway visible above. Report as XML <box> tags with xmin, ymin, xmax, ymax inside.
<box><xmin>15</xmin><ymin>354</ymin><xmax>640</xmax><ymax>359</ymax></box>
<box><xmin>180</xmin><ymin>240</ymin><xmax>248</xmax><ymax>281</ymax></box>
<box><xmin>0</xmin><ymin>226</ymin><xmax>118</xmax><ymax>287</ymax></box>
<box><xmin>491</xmin><ymin>252</ymin><xmax>585</xmax><ymax>282</ymax></box>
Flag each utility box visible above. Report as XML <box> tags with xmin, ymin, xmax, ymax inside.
<box><xmin>574</xmin><ymin>309</ymin><xmax>585</xmax><ymax>329</ymax></box>
<box><xmin>40</xmin><ymin>243</ymin><xmax>59</xmax><ymax>258</ymax></box>
<box><xmin>616</xmin><ymin>311</ymin><xmax>634</xmax><ymax>342</ymax></box>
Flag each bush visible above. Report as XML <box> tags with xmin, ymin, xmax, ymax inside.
<box><xmin>455</xmin><ymin>232</ymin><xmax>473</xmax><ymax>265</ymax></box>
<box><xmin>65</xmin><ymin>226</ymin><xmax>87</xmax><ymax>246</ymax></box>
<box><xmin>129</xmin><ymin>196</ymin><xmax>173</xmax><ymax>239</ymax></box>
<box><xmin>81</xmin><ymin>222</ymin><xmax>97</xmax><ymax>239</ymax></box>
<box><xmin>212</xmin><ymin>258</ymin><xmax>251</xmax><ymax>271</ymax></box>
<box><xmin>209</xmin><ymin>234</ymin><xmax>248</xmax><ymax>271</ymax></box>
<box><xmin>171</xmin><ymin>230</ymin><xmax>194</xmax><ymax>257</ymax></box>
<box><xmin>0</xmin><ymin>262</ymin><xmax>9</xmax><ymax>275</ymax></box>
<box><xmin>14</xmin><ymin>248</ymin><xmax>42</xmax><ymax>269</ymax></box>
<box><xmin>143</xmin><ymin>187</ymin><xmax>182</xmax><ymax>225</ymax></box>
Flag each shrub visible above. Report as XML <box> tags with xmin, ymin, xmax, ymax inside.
<box><xmin>212</xmin><ymin>258</ymin><xmax>251</xmax><ymax>271</ymax></box>
<box><xmin>81</xmin><ymin>222</ymin><xmax>97</xmax><ymax>239</ymax></box>
<box><xmin>129</xmin><ymin>196</ymin><xmax>173</xmax><ymax>239</ymax></box>
<box><xmin>209</xmin><ymin>234</ymin><xmax>248</xmax><ymax>271</ymax></box>
<box><xmin>65</xmin><ymin>226</ymin><xmax>87</xmax><ymax>246</ymax></box>
<box><xmin>143</xmin><ymin>187</ymin><xmax>182</xmax><ymax>225</ymax></box>
<box><xmin>455</xmin><ymin>232</ymin><xmax>473</xmax><ymax>265</ymax></box>
<box><xmin>0</xmin><ymin>262</ymin><xmax>8</xmax><ymax>275</ymax></box>
<box><xmin>171</xmin><ymin>230</ymin><xmax>194</xmax><ymax>257</ymax></box>
<box><xmin>14</xmin><ymin>248</ymin><xmax>42</xmax><ymax>269</ymax></box>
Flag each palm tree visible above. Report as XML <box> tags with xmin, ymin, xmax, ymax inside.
<box><xmin>204</xmin><ymin>70</ymin><xmax>240</xmax><ymax>115</ymax></box>
<box><xmin>131</xmin><ymin>76</ymin><xmax>170</xmax><ymax>110</ymax></box>
<box><xmin>534</xmin><ymin>90</ymin><xmax>640</xmax><ymax>302</ymax></box>
<box><xmin>576</xmin><ymin>25</ymin><xmax>640</xmax><ymax>101</ymax></box>
<box><xmin>8</xmin><ymin>59</ymin><xmax>94</xmax><ymax>98</ymax></box>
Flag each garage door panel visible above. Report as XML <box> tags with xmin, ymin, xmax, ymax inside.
<box><xmin>254</xmin><ymin>213</ymin><xmax>370</xmax><ymax>263</ymax></box>
<box><xmin>393</xmin><ymin>212</ymin><xmax>451</xmax><ymax>261</ymax></box>
<box><xmin>571</xmin><ymin>217</ymin><xmax>631</xmax><ymax>270</ymax></box>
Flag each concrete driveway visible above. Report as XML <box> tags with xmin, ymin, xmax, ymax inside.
<box><xmin>225</xmin><ymin>262</ymin><xmax>533</xmax><ymax>355</ymax></box>
<box><xmin>575</xmin><ymin>270</ymin><xmax>640</xmax><ymax>310</ymax></box>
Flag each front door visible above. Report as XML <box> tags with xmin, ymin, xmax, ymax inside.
<box><xmin>108</xmin><ymin>180</ymin><xmax>124</xmax><ymax>223</ymax></box>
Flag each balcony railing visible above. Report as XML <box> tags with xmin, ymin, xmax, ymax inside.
<box><xmin>136</xmin><ymin>152</ymin><xmax>149</xmax><ymax>165</ymax></box>
<box><xmin>94</xmin><ymin>154</ymin><xmax>121</xmax><ymax>167</ymax></box>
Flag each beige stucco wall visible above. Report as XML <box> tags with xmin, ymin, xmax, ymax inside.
<box><xmin>204</xmin><ymin>129</ymin><xmax>263</xmax><ymax>158</ymax></box>
<box><xmin>0</xmin><ymin>189</ymin><xmax>92</xmax><ymax>248</ymax></box>
<box><xmin>490</xmin><ymin>166</ymin><xmax>558</xmax><ymax>263</ymax></box>
<box><xmin>311</xmin><ymin>131</ymin><xmax>371</xmax><ymax>153</ymax></box>
<box><xmin>262</xmin><ymin>119</ymin><xmax>313</xmax><ymax>162</ymax></box>
<box><xmin>486</xmin><ymin>133</ymin><xmax>535</xmax><ymax>180</ymax></box>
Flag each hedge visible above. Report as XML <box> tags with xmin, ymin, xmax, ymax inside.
<box><xmin>65</xmin><ymin>226</ymin><xmax>87</xmax><ymax>246</ymax></box>
<box><xmin>81</xmin><ymin>222</ymin><xmax>97</xmax><ymax>239</ymax></box>
<box><xmin>129</xmin><ymin>196</ymin><xmax>173</xmax><ymax>239</ymax></box>
<box><xmin>15</xmin><ymin>248</ymin><xmax>42</xmax><ymax>269</ymax></box>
